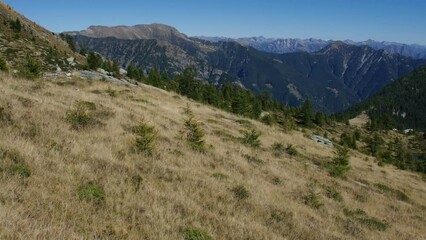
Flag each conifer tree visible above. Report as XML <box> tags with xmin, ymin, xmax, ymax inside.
<box><xmin>182</xmin><ymin>104</ymin><xmax>205</xmax><ymax>152</ymax></box>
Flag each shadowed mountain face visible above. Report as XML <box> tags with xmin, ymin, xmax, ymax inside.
<box><xmin>70</xmin><ymin>24</ymin><xmax>426</xmax><ymax>113</ymax></box>
<box><xmin>337</xmin><ymin>64</ymin><xmax>426</xmax><ymax>130</ymax></box>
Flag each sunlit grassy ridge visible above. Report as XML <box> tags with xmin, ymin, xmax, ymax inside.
<box><xmin>0</xmin><ymin>73</ymin><xmax>425</xmax><ymax>239</ymax></box>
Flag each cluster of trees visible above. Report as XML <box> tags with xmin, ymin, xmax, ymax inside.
<box><xmin>9</xmin><ymin>18</ymin><xmax>21</xmax><ymax>33</ymax></box>
<box><xmin>123</xmin><ymin>65</ymin><xmax>333</xmax><ymax>131</ymax></box>
<box><xmin>365</xmin><ymin>134</ymin><xmax>425</xmax><ymax>173</ymax></box>
<box><xmin>59</xmin><ymin>33</ymin><xmax>77</xmax><ymax>52</ymax></box>
<box><xmin>336</xmin><ymin>64</ymin><xmax>426</xmax><ymax>131</ymax></box>
<box><xmin>86</xmin><ymin>51</ymin><xmax>120</xmax><ymax>77</ymax></box>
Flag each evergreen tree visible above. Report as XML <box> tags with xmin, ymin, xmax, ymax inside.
<box><xmin>87</xmin><ymin>51</ymin><xmax>103</xmax><ymax>70</ymax></box>
<box><xmin>182</xmin><ymin>104</ymin><xmax>205</xmax><ymax>152</ymax></box>
<box><xmin>314</xmin><ymin>112</ymin><xmax>326</xmax><ymax>126</ymax></box>
<box><xmin>300</xmin><ymin>99</ymin><xmax>314</xmax><ymax>127</ymax></box>
<box><xmin>0</xmin><ymin>56</ymin><xmax>8</xmax><ymax>72</ymax></box>
<box><xmin>10</xmin><ymin>18</ymin><xmax>21</xmax><ymax>33</ymax></box>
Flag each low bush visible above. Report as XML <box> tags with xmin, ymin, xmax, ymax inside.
<box><xmin>241</xmin><ymin>129</ymin><xmax>261</xmax><ymax>148</ymax></box>
<box><xmin>325</xmin><ymin>186</ymin><xmax>343</xmax><ymax>202</ymax></box>
<box><xmin>131</xmin><ymin>118</ymin><xmax>157</xmax><ymax>155</ymax></box>
<box><xmin>66</xmin><ymin>102</ymin><xmax>97</xmax><ymax>130</ymax></box>
<box><xmin>286</xmin><ymin>144</ymin><xmax>298</xmax><ymax>156</ymax></box>
<box><xmin>182</xmin><ymin>105</ymin><xmax>205</xmax><ymax>152</ymax></box>
<box><xmin>232</xmin><ymin>185</ymin><xmax>250</xmax><ymax>201</ymax></box>
<box><xmin>303</xmin><ymin>188</ymin><xmax>323</xmax><ymax>209</ymax></box>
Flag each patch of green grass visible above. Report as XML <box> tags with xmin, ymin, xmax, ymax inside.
<box><xmin>183</xmin><ymin>226</ymin><xmax>212</xmax><ymax>240</ymax></box>
<box><xmin>77</xmin><ymin>183</ymin><xmax>105</xmax><ymax>204</ymax></box>
<box><xmin>14</xmin><ymin>163</ymin><xmax>31</xmax><ymax>178</ymax></box>
<box><xmin>358</xmin><ymin>218</ymin><xmax>390</xmax><ymax>231</ymax></box>
<box><xmin>232</xmin><ymin>185</ymin><xmax>250</xmax><ymax>201</ymax></box>
<box><xmin>374</xmin><ymin>183</ymin><xmax>409</xmax><ymax>202</ymax></box>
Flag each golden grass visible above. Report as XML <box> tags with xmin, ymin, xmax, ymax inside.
<box><xmin>0</xmin><ymin>73</ymin><xmax>425</xmax><ymax>239</ymax></box>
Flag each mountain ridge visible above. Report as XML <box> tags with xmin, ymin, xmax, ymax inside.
<box><xmin>70</xmin><ymin>24</ymin><xmax>426</xmax><ymax>113</ymax></box>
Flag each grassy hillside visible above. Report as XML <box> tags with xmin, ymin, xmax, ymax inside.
<box><xmin>0</xmin><ymin>2</ymin><xmax>82</xmax><ymax>72</ymax></box>
<box><xmin>0</xmin><ymin>73</ymin><xmax>425</xmax><ymax>239</ymax></box>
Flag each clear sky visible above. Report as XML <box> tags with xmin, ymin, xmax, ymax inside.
<box><xmin>3</xmin><ymin>0</ymin><xmax>426</xmax><ymax>45</ymax></box>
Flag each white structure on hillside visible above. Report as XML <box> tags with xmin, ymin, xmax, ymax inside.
<box><xmin>311</xmin><ymin>135</ymin><xmax>333</xmax><ymax>147</ymax></box>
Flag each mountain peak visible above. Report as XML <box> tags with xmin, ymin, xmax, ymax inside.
<box><xmin>70</xmin><ymin>23</ymin><xmax>187</xmax><ymax>40</ymax></box>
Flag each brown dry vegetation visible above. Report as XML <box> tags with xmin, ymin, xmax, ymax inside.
<box><xmin>0</xmin><ymin>73</ymin><xmax>425</xmax><ymax>239</ymax></box>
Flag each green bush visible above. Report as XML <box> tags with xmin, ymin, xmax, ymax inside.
<box><xmin>241</xmin><ymin>129</ymin><xmax>261</xmax><ymax>148</ymax></box>
<box><xmin>183</xmin><ymin>227</ymin><xmax>212</xmax><ymax>240</ymax></box>
<box><xmin>272</xmin><ymin>142</ymin><xmax>285</xmax><ymax>157</ymax></box>
<box><xmin>77</xmin><ymin>183</ymin><xmax>105</xmax><ymax>204</ymax></box>
<box><xmin>358</xmin><ymin>218</ymin><xmax>390</xmax><ymax>231</ymax></box>
<box><xmin>374</xmin><ymin>183</ymin><xmax>409</xmax><ymax>202</ymax></box>
<box><xmin>285</xmin><ymin>144</ymin><xmax>298</xmax><ymax>156</ymax></box>
<box><xmin>325</xmin><ymin>147</ymin><xmax>350</xmax><ymax>178</ymax></box>
<box><xmin>15</xmin><ymin>163</ymin><xmax>31</xmax><ymax>178</ymax></box>
<box><xmin>182</xmin><ymin>105</ymin><xmax>205</xmax><ymax>152</ymax></box>
<box><xmin>303</xmin><ymin>189</ymin><xmax>323</xmax><ymax>209</ymax></box>
<box><xmin>132</xmin><ymin>118</ymin><xmax>157</xmax><ymax>155</ymax></box>
<box><xmin>106</xmin><ymin>87</ymin><xmax>116</xmax><ymax>97</ymax></box>
<box><xmin>18</xmin><ymin>56</ymin><xmax>42</xmax><ymax>80</ymax></box>
<box><xmin>325</xmin><ymin>186</ymin><xmax>343</xmax><ymax>202</ymax></box>
<box><xmin>66</xmin><ymin>103</ymin><xmax>96</xmax><ymax>130</ymax></box>
<box><xmin>232</xmin><ymin>185</ymin><xmax>250</xmax><ymax>201</ymax></box>
<box><xmin>0</xmin><ymin>106</ymin><xmax>13</xmax><ymax>124</ymax></box>
<box><xmin>0</xmin><ymin>56</ymin><xmax>8</xmax><ymax>72</ymax></box>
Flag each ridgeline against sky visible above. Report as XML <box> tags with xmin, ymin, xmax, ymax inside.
<box><xmin>3</xmin><ymin>0</ymin><xmax>426</xmax><ymax>45</ymax></box>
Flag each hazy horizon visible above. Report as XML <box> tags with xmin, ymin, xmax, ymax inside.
<box><xmin>3</xmin><ymin>0</ymin><xmax>426</xmax><ymax>45</ymax></box>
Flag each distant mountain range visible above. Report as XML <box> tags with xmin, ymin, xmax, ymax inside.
<box><xmin>67</xmin><ymin>24</ymin><xmax>426</xmax><ymax>113</ymax></box>
<box><xmin>197</xmin><ymin>36</ymin><xmax>426</xmax><ymax>59</ymax></box>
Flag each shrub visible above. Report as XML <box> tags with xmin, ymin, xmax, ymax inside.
<box><xmin>183</xmin><ymin>227</ymin><xmax>212</xmax><ymax>240</ymax></box>
<box><xmin>182</xmin><ymin>105</ymin><xmax>205</xmax><ymax>152</ymax></box>
<box><xmin>0</xmin><ymin>56</ymin><xmax>8</xmax><ymax>72</ymax></box>
<box><xmin>232</xmin><ymin>185</ymin><xmax>250</xmax><ymax>201</ymax></box>
<box><xmin>0</xmin><ymin>106</ymin><xmax>13</xmax><ymax>124</ymax></box>
<box><xmin>325</xmin><ymin>186</ymin><xmax>343</xmax><ymax>202</ymax></box>
<box><xmin>241</xmin><ymin>129</ymin><xmax>261</xmax><ymax>148</ymax></box>
<box><xmin>303</xmin><ymin>188</ymin><xmax>323</xmax><ymax>209</ymax></box>
<box><xmin>131</xmin><ymin>118</ymin><xmax>157</xmax><ymax>155</ymax></box>
<box><xmin>358</xmin><ymin>218</ymin><xmax>390</xmax><ymax>231</ymax></box>
<box><xmin>106</xmin><ymin>87</ymin><xmax>116</xmax><ymax>97</ymax></box>
<box><xmin>272</xmin><ymin>142</ymin><xmax>285</xmax><ymax>157</ymax></box>
<box><xmin>131</xmin><ymin>174</ymin><xmax>143</xmax><ymax>193</ymax></box>
<box><xmin>77</xmin><ymin>183</ymin><xmax>105</xmax><ymax>204</ymax></box>
<box><xmin>15</xmin><ymin>163</ymin><xmax>31</xmax><ymax>178</ymax></box>
<box><xmin>325</xmin><ymin>146</ymin><xmax>350</xmax><ymax>178</ymax></box>
<box><xmin>18</xmin><ymin>56</ymin><xmax>42</xmax><ymax>80</ymax></box>
<box><xmin>374</xmin><ymin>183</ymin><xmax>409</xmax><ymax>202</ymax></box>
<box><xmin>286</xmin><ymin>144</ymin><xmax>298</xmax><ymax>156</ymax></box>
<box><xmin>66</xmin><ymin>103</ymin><xmax>96</xmax><ymax>130</ymax></box>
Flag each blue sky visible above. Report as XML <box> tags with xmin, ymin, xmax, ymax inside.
<box><xmin>3</xmin><ymin>0</ymin><xmax>426</xmax><ymax>45</ymax></box>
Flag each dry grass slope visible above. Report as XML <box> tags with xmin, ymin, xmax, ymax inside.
<box><xmin>0</xmin><ymin>73</ymin><xmax>425</xmax><ymax>239</ymax></box>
